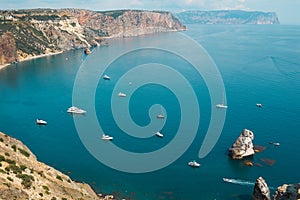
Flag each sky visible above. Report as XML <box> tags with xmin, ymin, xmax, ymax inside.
<box><xmin>0</xmin><ymin>0</ymin><xmax>299</xmax><ymax>24</ymax></box>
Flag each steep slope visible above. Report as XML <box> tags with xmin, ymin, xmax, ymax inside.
<box><xmin>0</xmin><ymin>9</ymin><xmax>186</xmax><ymax>66</ymax></box>
<box><xmin>0</xmin><ymin>132</ymin><xmax>113</xmax><ymax>200</ymax></box>
<box><xmin>175</xmin><ymin>10</ymin><xmax>280</xmax><ymax>24</ymax></box>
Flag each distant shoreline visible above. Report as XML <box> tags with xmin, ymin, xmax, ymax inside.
<box><xmin>0</xmin><ymin>51</ymin><xmax>63</xmax><ymax>71</ymax></box>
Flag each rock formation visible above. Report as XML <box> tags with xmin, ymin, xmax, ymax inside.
<box><xmin>229</xmin><ymin>129</ymin><xmax>255</xmax><ymax>159</ymax></box>
<box><xmin>253</xmin><ymin>177</ymin><xmax>271</xmax><ymax>200</ymax></box>
<box><xmin>175</xmin><ymin>10</ymin><xmax>280</xmax><ymax>24</ymax></box>
<box><xmin>273</xmin><ymin>183</ymin><xmax>300</xmax><ymax>200</ymax></box>
<box><xmin>0</xmin><ymin>132</ymin><xmax>113</xmax><ymax>200</ymax></box>
<box><xmin>0</xmin><ymin>9</ymin><xmax>186</xmax><ymax>66</ymax></box>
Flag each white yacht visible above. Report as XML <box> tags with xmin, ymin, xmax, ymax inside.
<box><xmin>155</xmin><ymin>131</ymin><xmax>163</xmax><ymax>138</ymax></box>
<box><xmin>256</xmin><ymin>103</ymin><xmax>263</xmax><ymax>108</ymax></box>
<box><xmin>67</xmin><ymin>106</ymin><xmax>86</xmax><ymax>114</ymax></box>
<box><xmin>188</xmin><ymin>160</ymin><xmax>201</xmax><ymax>167</ymax></box>
<box><xmin>103</xmin><ymin>74</ymin><xmax>110</xmax><ymax>80</ymax></box>
<box><xmin>157</xmin><ymin>114</ymin><xmax>165</xmax><ymax>119</ymax></box>
<box><xmin>118</xmin><ymin>92</ymin><xmax>126</xmax><ymax>97</ymax></box>
<box><xmin>216</xmin><ymin>104</ymin><xmax>228</xmax><ymax>109</ymax></box>
<box><xmin>102</xmin><ymin>134</ymin><xmax>113</xmax><ymax>141</ymax></box>
<box><xmin>36</xmin><ymin>119</ymin><xmax>47</xmax><ymax>125</ymax></box>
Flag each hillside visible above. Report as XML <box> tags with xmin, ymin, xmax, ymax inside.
<box><xmin>0</xmin><ymin>131</ymin><xmax>114</xmax><ymax>200</ymax></box>
<box><xmin>0</xmin><ymin>9</ymin><xmax>186</xmax><ymax>66</ymax></box>
<box><xmin>175</xmin><ymin>10</ymin><xmax>280</xmax><ymax>25</ymax></box>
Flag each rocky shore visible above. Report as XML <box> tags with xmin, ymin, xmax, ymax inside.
<box><xmin>0</xmin><ymin>8</ymin><xmax>186</xmax><ymax>68</ymax></box>
<box><xmin>0</xmin><ymin>131</ymin><xmax>113</xmax><ymax>200</ymax></box>
<box><xmin>253</xmin><ymin>177</ymin><xmax>300</xmax><ymax>200</ymax></box>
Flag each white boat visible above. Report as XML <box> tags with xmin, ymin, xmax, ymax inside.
<box><xmin>155</xmin><ymin>131</ymin><xmax>163</xmax><ymax>138</ymax></box>
<box><xmin>103</xmin><ymin>74</ymin><xmax>110</xmax><ymax>80</ymax></box>
<box><xmin>216</xmin><ymin>104</ymin><xmax>228</xmax><ymax>109</ymax></box>
<box><xmin>36</xmin><ymin>119</ymin><xmax>47</xmax><ymax>125</ymax></box>
<box><xmin>188</xmin><ymin>160</ymin><xmax>200</xmax><ymax>167</ymax></box>
<box><xmin>102</xmin><ymin>134</ymin><xmax>113</xmax><ymax>141</ymax></box>
<box><xmin>157</xmin><ymin>114</ymin><xmax>165</xmax><ymax>119</ymax></box>
<box><xmin>118</xmin><ymin>92</ymin><xmax>126</xmax><ymax>97</ymax></box>
<box><xmin>256</xmin><ymin>103</ymin><xmax>263</xmax><ymax>107</ymax></box>
<box><xmin>67</xmin><ymin>106</ymin><xmax>86</xmax><ymax>114</ymax></box>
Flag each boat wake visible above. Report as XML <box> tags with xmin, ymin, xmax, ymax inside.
<box><xmin>223</xmin><ymin>178</ymin><xmax>275</xmax><ymax>189</ymax></box>
<box><xmin>223</xmin><ymin>178</ymin><xmax>254</xmax><ymax>187</ymax></box>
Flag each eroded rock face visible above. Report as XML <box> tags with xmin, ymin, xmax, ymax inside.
<box><xmin>0</xmin><ymin>32</ymin><xmax>17</xmax><ymax>65</ymax></box>
<box><xmin>273</xmin><ymin>183</ymin><xmax>300</xmax><ymax>200</ymax></box>
<box><xmin>0</xmin><ymin>132</ymin><xmax>111</xmax><ymax>200</ymax></box>
<box><xmin>0</xmin><ymin>9</ymin><xmax>186</xmax><ymax>66</ymax></box>
<box><xmin>253</xmin><ymin>177</ymin><xmax>271</xmax><ymax>200</ymax></box>
<box><xmin>229</xmin><ymin>129</ymin><xmax>255</xmax><ymax>159</ymax></box>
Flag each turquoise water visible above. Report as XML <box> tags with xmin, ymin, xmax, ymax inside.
<box><xmin>0</xmin><ymin>25</ymin><xmax>300</xmax><ymax>199</ymax></box>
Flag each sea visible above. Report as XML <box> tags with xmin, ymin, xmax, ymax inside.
<box><xmin>0</xmin><ymin>24</ymin><xmax>300</xmax><ymax>200</ymax></box>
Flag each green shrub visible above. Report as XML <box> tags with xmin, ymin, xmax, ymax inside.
<box><xmin>16</xmin><ymin>174</ymin><xmax>34</xmax><ymax>189</ymax></box>
<box><xmin>9</xmin><ymin>164</ymin><xmax>22</xmax><ymax>174</ymax></box>
<box><xmin>4</xmin><ymin>159</ymin><xmax>15</xmax><ymax>164</ymax></box>
<box><xmin>56</xmin><ymin>175</ymin><xmax>63</xmax><ymax>181</ymax></box>
<box><xmin>18</xmin><ymin>148</ymin><xmax>30</xmax><ymax>157</ymax></box>
<box><xmin>11</xmin><ymin>144</ymin><xmax>17</xmax><ymax>152</ymax></box>
<box><xmin>0</xmin><ymin>155</ymin><xmax>5</xmax><ymax>162</ymax></box>
<box><xmin>42</xmin><ymin>185</ymin><xmax>49</xmax><ymax>191</ymax></box>
<box><xmin>20</xmin><ymin>165</ymin><xmax>27</xmax><ymax>171</ymax></box>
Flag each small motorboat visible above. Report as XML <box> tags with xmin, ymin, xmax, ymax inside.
<box><xmin>103</xmin><ymin>74</ymin><xmax>110</xmax><ymax>80</ymax></box>
<box><xmin>118</xmin><ymin>92</ymin><xmax>126</xmax><ymax>97</ymax></box>
<box><xmin>102</xmin><ymin>134</ymin><xmax>113</xmax><ymax>141</ymax></box>
<box><xmin>155</xmin><ymin>131</ymin><xmax>163</xmax><ymax>138</ymax></box>
<box><xmin>157</xmin><ymin>114</ymin><xmax>165</xmax><ymax>119</ymax></box>
<box><xmin>216</xmin><ymin>104</ymin><xmax>228</xmax><ymax>109</ymax></box>
<box><xmin>67</xmin><ymin>106</ymin><xmax>86</xmax><ymax>114</ymax></box>
<box><xmin>256</xmin><ymin>103</ymin><xmax>263</xmax><ymax>108</ymax></box>
<box><xmin>36</xmin><ymin>119</ymin><xmax>47</xmax><ymax>125</ymax></box>
<box><xmin>188</xmin><ymin>160</ymin><xmax>200</xmax><ymax>167</ymax></box>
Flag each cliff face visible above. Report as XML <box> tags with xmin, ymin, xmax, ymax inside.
<box><xmin>175</xmin><ymin>10</ymin><xmax>280</xmax><ymax>24</ymax></box>
<box><xmin>0</xmin><ymin>32</ymin><xmax>17</xmax><ymax>65</ymax></box>
<box><xmin>0</xmin><ymin>132</ymin><xmax>112</xmax><ymax>200</ymax></box>
<box><xmin>0</xmin><ymin>9</ymin><xmax>185</xmax><ymax>65</ymax></box>
<box><xmin>273</xmin><ymin>183</ymin><xmax>300</xmax><ymax>200</ymax></box>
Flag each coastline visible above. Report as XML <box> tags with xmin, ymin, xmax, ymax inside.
<box><xmin>0</xmin><ymin>51</ymin><xmax>63</xmax><ymax>71</ymax></box>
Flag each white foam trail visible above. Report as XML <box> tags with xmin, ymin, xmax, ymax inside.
<box><xmin>223</xmin><ymin>178</ymin><xmax>275</xmax><ymax>190</ymax></box>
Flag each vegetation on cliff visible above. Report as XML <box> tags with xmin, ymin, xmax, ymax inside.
<box><xmin>0</xmin><ymin>9</ymin><xmax>185</xmax><ymax>66</ymax></box>
<box><xmin>0</xmin><ymin>132</ymin><xmax>113</xmax><ymax>200</ymax></box>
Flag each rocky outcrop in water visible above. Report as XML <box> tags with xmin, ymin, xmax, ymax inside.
<box><xmin>251</xmin><ymin>177</ymin><xmax>300</xmax><ymax>200</ymax></box>
<box><xmin>253</xmin><ymin>177</ymin><xmax>271</xmax><ymax>200</ymax></box>
<box><xmin>229</xmin><ymin>129</ymin><xmax>255</xmax><ymax>159</ymax></box>
<box><xmin>0</xmin><ymin>9</ymin><xmax>185</xmax><ymax>66</ymax></box>
<box><xmin>0</xmin><ymin>132</ymin><xmax>113</xmax><ymax>200</ymax></box>
<box><xmin>175</xmin><ymin>10</ymin><xmax>280</xmax><ymax>25</ymax></box>
<box><xmin>273</xmin><ymin>183</ymin><xmax>300</xmax><ymax>200</ymax></box>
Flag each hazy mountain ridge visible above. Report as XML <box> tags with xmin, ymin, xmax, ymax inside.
<box><xmin>0</xmin><ymin>8</ymin><xmax>185</xmax><ymax>66</ymax></box>
<box><xmin>175</xmin><ymin>10</ymin><xmax>280</xmax><ymax>24</ymax></box>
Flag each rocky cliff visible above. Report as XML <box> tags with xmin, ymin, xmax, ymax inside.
<box><xmin>253</xmin><ymin>177</ymin><xmax>271</xmax><ymax>200</ymax></box>
<box><xmin>252</xmin><ymin>177</ymin><xmax>300</xmax><ymax>200</ymax></box>
<box><xmin>0</xmin><ymin>132</ymin><xmax>113</xmax><ymax>200</ymax></box>
<box><xmin>0</xmin><ymin>9</ymin><xmax>185</xmax><ymax>66</ymax></box>
<box><xmin>229</xmin><ymin>129</ymin><xmax>255</xmax><ymax>159</ymax></box>
<box><xmin>175</xmin><ymin>10</ymin><xmax>280</xmax><ymax>24</ymax></box>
